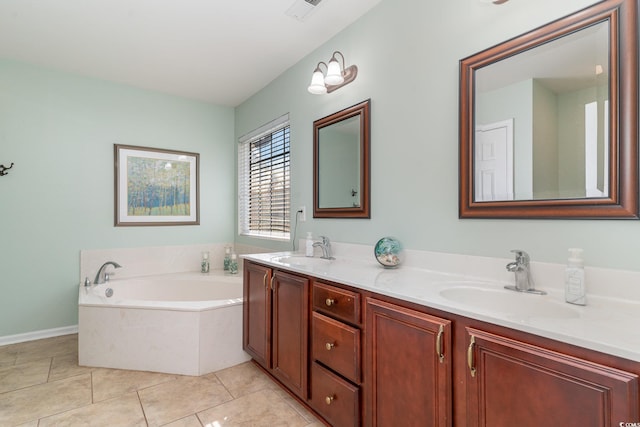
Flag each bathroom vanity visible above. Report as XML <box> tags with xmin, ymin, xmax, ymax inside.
<box><xmin>242</xmin><ymin>253</ymin><xmax>640</xmax><ymax>426</ymax></box>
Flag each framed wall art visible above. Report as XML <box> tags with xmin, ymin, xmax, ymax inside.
<box><xmin>114</xmin><ymin>144</ymin><xmax>200</xmax><ymax>226</ymax></box>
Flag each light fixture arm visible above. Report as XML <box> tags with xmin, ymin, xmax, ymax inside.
<box><xmin>313</xmin><ymin>61</ymin><xmax>328</xmax><ymax>74</ymax></box>
<box><xmin>329</xmin><ymin>51</ymin><xmax>346</xmax><ymax>69</ymax></box>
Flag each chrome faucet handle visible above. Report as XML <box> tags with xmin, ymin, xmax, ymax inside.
<box><xmin>319</xmin><ymin>236</ymin><xmax>330</xmax><ymax>244</ymax></box>
<box><xmin>510</xmin><ymin>249</ymin><xmax>529</xmax><ymax>265</ymax></box>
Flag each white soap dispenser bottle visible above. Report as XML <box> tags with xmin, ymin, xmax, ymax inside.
<box><xmin>305</xmin><ymin>232</ymin><xmax>314</xmax><ymax>257</ymax></box>
<box><xmin>565</xmin><ymin>248</ymin><xmax>586</xmax><ymax>305</ymax></box>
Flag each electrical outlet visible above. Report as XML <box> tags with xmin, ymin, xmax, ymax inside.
<box><xmin>298</xmin><ymin>206</ymin><xmax>306</xmax><ymax>222</ymax></box>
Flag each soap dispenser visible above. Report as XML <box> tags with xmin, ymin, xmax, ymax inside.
<box><xmin>565</xmin><ymin>248</ymin><xmax>586</xmax><ymax>305</ymax></box>
<box><xmin>305</xmin><ymin>232</ymin><xmax>314</xmax><ymax>257</ymax></box>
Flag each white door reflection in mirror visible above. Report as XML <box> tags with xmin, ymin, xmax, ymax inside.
<box><xmin>474</xmin><ymin>119</ymin><xmax>514</xmax><ymax>202</ymax></box>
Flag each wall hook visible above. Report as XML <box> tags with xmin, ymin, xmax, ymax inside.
<box><xmin>0</xmin><ymin>163</ymin><xmax>14</xmax><ymax>176</ymax></box>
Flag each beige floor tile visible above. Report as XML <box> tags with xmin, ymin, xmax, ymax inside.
<box><xmin>92</xmin><ymin>367</ymin><xmax>179</xmax><ymax>402</ymax></box>
<box><xmin>212</xmin><ymin>361</ymin><xmax>278</xmax><ymax>398</ymax></box>
<box><xmin>0</xmin><ymin>345</ymin><xmax>19</xmax><ymax>368</ymax></box>
<box><xmin>0</xmin><ymin>373</ymin><xmax>92</xmax><ymax>425</ymax></box>
<box><xmin>38</xmin><ymin>392</ymin><xmax>146</xmax><ymax>427</ymax></box>
<box><xmin>13</xmin><ymin>420</ymin><xmax>39</xmax><ymax>427</ymax></box>
<box><xmin>0</xmin><ymin>357</ymin><xmax>51</xmax><ymax>394</ymax></box>
<box><xmin>14</xmin><ymin>334</ymin><xmax>78</xmax><ymax>364</ymax></box>
<box><xmin>273</xmin><ymin>387</ymin><xmax>322</xmax><ymax>425</ymax></box>
<box><xmin>139</xmin><ymin>375</ymin><xmax>233</xmax><ymax>427</ymax></box>
<box><xmin>49</xmin><ymin>352</ymin><xmax>94</xmax><ymax>382</ymax></box>
<box><xmin>197</xmin><ymin>388</ymin><xmax>309</xmax><ymax>427</ymax></box>
<box><xmin>161</xmin><ymin>414</ymin><xmax>203</xmax><ymax>427</ymax></box>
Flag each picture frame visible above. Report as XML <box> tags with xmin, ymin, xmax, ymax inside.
<box><xmin>114</xmin><ymin>144</ymin><xmax>200</xmax><ymax>226</ymax></box>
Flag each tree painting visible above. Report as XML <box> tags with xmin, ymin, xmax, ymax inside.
<box><xmin>127</xmin><ymin>156</ymin><xmax>191</xmax><ymax>216</ymax></box>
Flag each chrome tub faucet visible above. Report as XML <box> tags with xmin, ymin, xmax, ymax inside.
<box><xmin>505</xmin><ymin>250</ymin><xmax>545</xmax><ymax>295</ymax></box>
<box><xmin>94</xmin><ymin>261</ymin><xmax>122</xmax><ymax>285</ymax></box>
<box><xmin>313</xmin><ymin>236</ymin><xmax>334</xmax><ymax>259</ymax></box>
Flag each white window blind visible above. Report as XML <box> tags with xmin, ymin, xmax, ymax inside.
<box><xmin>238</xmin><ymin>115</ymin><xmax>290</xmax><ymax>240</ymax></box>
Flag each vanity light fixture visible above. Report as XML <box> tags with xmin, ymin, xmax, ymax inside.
<box><xmin>307</xmin><ymin>51</ymin><xmax>358</xmax><ymax>95</ymax></box>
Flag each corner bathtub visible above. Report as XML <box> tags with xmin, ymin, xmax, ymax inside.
<box><xmin>78</xmin><ymin>271</ymin><xmax>250</xmax><ymax>376</ymax></box>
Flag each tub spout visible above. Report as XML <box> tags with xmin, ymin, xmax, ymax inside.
<box><xmin>94</xmin><ymin>261</ymin><xmax>122</xmax><ymax>284</ymax></box>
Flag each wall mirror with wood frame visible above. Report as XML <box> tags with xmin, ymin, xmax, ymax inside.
<box><xmin>459</xmin><ymin>0</ymin><xmax>638</xmax><ymax>219</ymax></box>
<box><xmin>313</xmin><ymin>99</ymin><xmax>371</xmax><ymax>218</ymax></box>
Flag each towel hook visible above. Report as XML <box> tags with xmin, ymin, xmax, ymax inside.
<box><xmin>0</xmin><ymin>163</ymin><xmax>14</xmax><ymax>176</ymax></box>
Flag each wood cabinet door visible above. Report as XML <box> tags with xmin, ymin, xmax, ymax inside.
<box><xmin>242</xmin><ymin>262</ymin><xmax>272</xmax><ymax>369</ymax></box>
<box><xmin>365</xmin><ymin>298</ymin><xmax>452</xmax><ymax>427</ymax></box>
<box><xmin>272</xmin><ymin>270</ymin><xmax>310</xmax><ymax>399</ymax></box>
<box><xmin>465</xmin><ymin>327</ymin><xmax>639</xmax><ymax>427</ymax></box>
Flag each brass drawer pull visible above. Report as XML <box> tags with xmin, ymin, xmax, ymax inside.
<box><xmin>325</xmin><ymin>395</ymin><xmax>335</xmax><ymax>405</ymax></box>
<box><xmin>325</xmin><ymin>342</ymin><xmax>335</xmax><ymax>351</ymax></box>
<box><xmin>467</xmin><ymin>336</ymin><xmax>476</xmax><ymax>377</ymax></box>
<box><xmin>436</xmin><ymin>324</ymin><xmax>445</xmax><ymax>363</ymax></box>
<box><xmin>325</xmin><ymin>298</ymin><xmax>336</xmax><ymax>306</ymax></box>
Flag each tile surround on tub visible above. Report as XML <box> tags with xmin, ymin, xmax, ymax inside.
<box><xmin>80</xmin><ymin>243</ymin><xmax>272</xmax><ymax>283</ymax></box>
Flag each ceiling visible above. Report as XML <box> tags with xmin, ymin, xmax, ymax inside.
<box><xmin>0</xmin><ymin>0</ymin><xmax>382</xmax><ymax>106</ymax></box>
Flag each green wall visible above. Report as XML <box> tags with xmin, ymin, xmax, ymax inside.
<box><xmin>0</xmin><ymin>60</ymin><xmax>235</xmax><ymax>336</ymax></box>
<box><xmin>235</xmin><ymin>0</ymin><xmax>640</xmax><ymax>271</ymax></box>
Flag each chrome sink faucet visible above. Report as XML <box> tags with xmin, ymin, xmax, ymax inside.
<box><xmin>505</xmin><ymin>250</ymin><xmax>545</xmax><ymax>295</ymax></box>
<box><xmin>313</xmin><ymin>236</ymin><xmax>334</xmax><ymax>260</ymax></box>
<box><xmin>93</xmin><ymin>261</ymin><xmax>122</xmax><ymax>284</ymax></box>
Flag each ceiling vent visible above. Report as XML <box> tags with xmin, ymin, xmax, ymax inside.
<box><xmin>285</xmin><ymin>0</ymin><xmax>323</xmax><ymax>21</ymax></box>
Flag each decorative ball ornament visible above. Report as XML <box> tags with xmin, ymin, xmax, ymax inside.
<box><xmin>374</xmin><ymin>237</ymin><xmax>403</xmax><ymax>268</ymax></box>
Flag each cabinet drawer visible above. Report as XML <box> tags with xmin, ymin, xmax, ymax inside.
<box><xmin>313</xmin><ymin>281</ymin><xmax>360</xmax><ymax>324</ymax></box>
<box><xmin>312</xmin><ymin>312</ymin><xmax>360</xmax><ymax>383</ymax></box>
<box><xmin>310</xmin><ymin>362</ymin><xmax>360</xmax><ymax>427</ymax></box>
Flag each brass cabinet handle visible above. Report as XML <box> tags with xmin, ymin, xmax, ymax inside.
<box><xmin>325</xmin><ymin>342</ymin><xmax>335</xmax><ymax>351</ymax></box>
<box><xmin>270</xmin><ymin>275</ymin><xmax>275</xmax><ymax>291</ymax></box>
<box><xmin>325</xmin><ymin>298</ymin><xmax>336</xmax><ymax>306</ymax></box>
<box><xmin>325</xmin><ymin>395</ymin><xmax>334</xmax><ymax>405</ymax></box>
<box><xmin>467</xmin><ymin>335</ymin><xmax>476</xmax><ymax>377</ymax></box>
<box><xmin>262</xmin><ymin>273</ymin><xmax>267</xmax><ymax>289</ymax></box>
<box><xmin>436</xmin><ymin>325</ymin><xmax>445</xmax><ymax>363</ymax></box>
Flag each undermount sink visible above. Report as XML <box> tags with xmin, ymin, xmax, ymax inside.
<box><xmin>439</xmin><ymin>285</ymin><xmax>581</xmax><ymax>320</ymax></box>
<box><xmin>270</xmin><ymin>255</ymin><xmax>335</xmax><ymax>268</ymax></box>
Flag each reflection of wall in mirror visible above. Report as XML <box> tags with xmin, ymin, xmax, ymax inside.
<box><xmin>557</xmin><ymin>84</ymin><xmax>608</xmax><ymax>198</ymax></box>
<box><xmin>476</xmin><ymin>79</ymin><xmax>608</xmax><ymax>200</ymax></box>
<box><xmin>476</xmin><ymin>79</ymin><xmax>533</xmax><ymax>200</ymax></box>
<box><xmin>318</xmin><ymin>124</ymin><xmax>360</xmax><ymax>208</ymax></box>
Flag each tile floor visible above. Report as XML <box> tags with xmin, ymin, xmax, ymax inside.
<box><xmin>0</xmin><ymin>334</ymin><xmax>324</xmax><ymax>426</ymax></box>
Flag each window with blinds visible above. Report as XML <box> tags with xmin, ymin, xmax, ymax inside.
<box><xmin>238</xmin><ymin>115</ymin><xmax>290</xmax><ymax>240</ymax></box>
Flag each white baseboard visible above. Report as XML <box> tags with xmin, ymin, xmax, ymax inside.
<box><xmin>0</xmin><ymin>325</ymin><xmax>79</xmax><ymax>346</ymax></box>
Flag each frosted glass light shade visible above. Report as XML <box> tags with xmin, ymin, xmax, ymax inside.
<box><xmin>308</xmin><ymin>70</ymin><xmax>327</xmax><ymax>94</ymax></box>
<box><xmin>324</xmin><ymin>59</ymin><xmax>344</xmax><ymax>85</ymax></box>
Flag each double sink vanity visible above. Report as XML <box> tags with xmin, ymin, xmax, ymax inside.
<box><xmin>239</xmin><ymin>0</ymin><xmax>640</xmax><ymax>424</ymax></box>
<box><xmin>242</xmin><ymin>248</ymin><xmax>640</xmax><ymax>426</ymax></box>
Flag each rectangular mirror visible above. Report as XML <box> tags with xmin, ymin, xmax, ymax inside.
<box><xmin>459</xmin><ymin>0</ymin><xmax>638</xmax><ymax>218</ymax></box>
<box><xmin>313</xmin><ymin>99</ymin><xmax>371</xmax><ymax>218</ymax></box>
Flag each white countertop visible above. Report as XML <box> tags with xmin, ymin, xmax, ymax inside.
<box><xmin>243</xmin><ymin>251</ymin><xmax>640</xmax><ymax>363</ymax></box>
